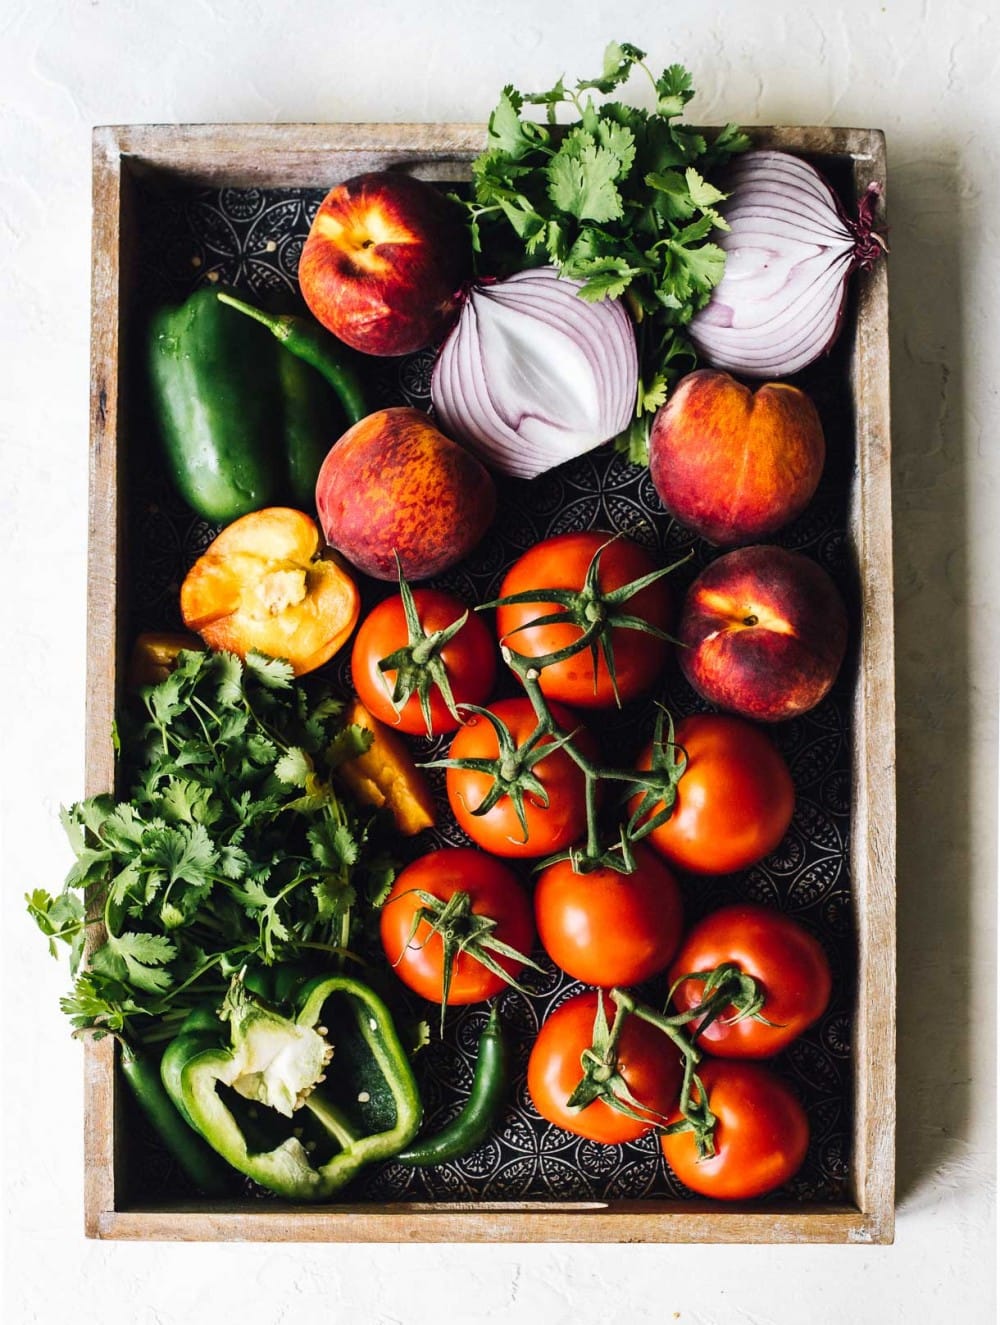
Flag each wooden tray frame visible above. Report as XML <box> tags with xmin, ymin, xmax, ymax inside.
<box><xmin>85</xmin><ymin>122</ymin><xmax>895</xmax><ymax>1243</ymax></box>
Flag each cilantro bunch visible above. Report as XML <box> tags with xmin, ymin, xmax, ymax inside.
<box><xmin>27</xmin><ymin>650</ymin><xmax>395</xmax><ymax>1045</ymax></box>
<box><xmin>464</xmin><ymin>41</ymin><xmax>750</xmax><ymax>462</ymax></box>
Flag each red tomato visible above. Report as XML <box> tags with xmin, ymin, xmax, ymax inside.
<box><xmin>495</xmin><ymin>532</ymin><xmax>673</xmax><ymax>708</ymax></box>
<box><xmin>379</xmin><ymin>848</ymin><xmax>534</xmax><ymax>1006</ymax></box>
<box><xmin>668</xmin><ymin>904</ymin><xmax>832</xmax><ymax>1058</ymax></box>
<box><xmin>632</xmin><ymin>713</ymin><xmax>794</xmax><ymax>874</ymax></box>
<box><xmin>534</xmin><ymin>845</ymin><xmax>684</xmax><ymax>987</ymax></box>
<box><xmin>445</xmin><ymin>698</ymin><xmax>596</xmax><ymax>858</ymax></box>
<box><xmin>351</xmin><ymin>588</ymin><xmax>497</xmax><ymax>736</ymax></box>
<box><xmin>528</xmin><ymin>991</ymin><xmax>683</xmax><ymax>1144</ymax></box>
<box><xmin>660</xmin><ymin>1060</ymin><xmax>809</xmax><ymax>1199</ymax></box>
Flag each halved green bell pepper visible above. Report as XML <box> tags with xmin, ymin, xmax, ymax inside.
<box><xmin>165</xmin><ymin>972</ymin><xmax>421</xmax><ymax>1201</ymax></box>
<box><xmin>147</xmin><ymin>287</ymin><xmax>367</xmax><ymax>525</ymax></box>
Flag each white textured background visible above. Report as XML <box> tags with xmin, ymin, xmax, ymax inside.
<box><xmin>1</xmin><ymin>1</ymin><xmax>997</xmax><ymax>1321</ymax></box>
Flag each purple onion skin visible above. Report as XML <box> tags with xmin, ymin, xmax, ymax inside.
<box><xmin>430</xmin><ymin>267</ymin><xmax>637</xmax><ymax>479</ymax></box>
<box><xmin>689</xmin><ymin>152</ymin><xmax>886</xmax><ymax>379</ymax></box>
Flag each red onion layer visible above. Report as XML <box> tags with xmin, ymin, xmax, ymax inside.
<box><xmin>689</xmin><ymin>151</ymin><xmax>886</xmax><ymax>378</ymax></box>
<box><xmin>431</xmin><ymin>267</ymin><xmax>638</xmax><ymax>479</ymax></box>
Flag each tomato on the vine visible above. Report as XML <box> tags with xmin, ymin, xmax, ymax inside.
<box><xmin>669</xmin><ymin>903</ymin><xmax>832</xmax><ymax>1058</ymax></box>
<box><xmin>379</xmin><ymin>847</ymin><xmax>534</xmax><ymax>1006</ymax></box>
<box><xmin>444</xmin><ymin>697</ymin><xmax>596</xmax><ymax>858</ymax></box>
<box><xmin>632</xmin><ymin>713</ymin><xmax>794</xmax><ymax>875</ymax></box>
<box><xmin>660</xmin><ymin>1060</ymin><xmax>809</xmax><ymax>1199</ymax></box>
<box><xmin>351</xmin><ymin>587</ymin><xmax>497</xmax><ymax>736</ymax></box>
<box><xmin>527</xmin><ymin>991</ymin><xmax>683</xmax><ymax>1144</ymax></box>
<box><xmin>534</xmin><ymin>845</ymin><xmax>684</xmax><ymax>988</ymax></box>
<box><xmin>495</xmin><ymin>531</ymin><xmax>674</xmax><ymax>709</ymax></box>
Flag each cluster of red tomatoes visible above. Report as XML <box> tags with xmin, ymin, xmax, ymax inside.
<box><xmin>353</xmin><ymin>530</ymin><xmax>833</xmax><ymax>1201</ymax></box>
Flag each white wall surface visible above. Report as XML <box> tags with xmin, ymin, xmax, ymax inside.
<box><xmin>1</xmin><ymin>1</ymin><xmax>996</xmax><ymax>1321</ymax></box>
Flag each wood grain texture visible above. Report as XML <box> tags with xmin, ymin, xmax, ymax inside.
<box><xmin>845</xmin><ymin>130</ymin><xmax>897</xmax><ymax>1245</ymax></box>
<box><xmin>94</xmin><ymin>1202</ymin><xmax>878</xmax><ymax>1245</ymax></box>
<box><xmin>84</xmin><ymin>126</ymin><xmax>124</xmax><ymax>1238</ymax></box>
<box><xmin>85</xmin><ymin>122</ymin><xmax>895</xmax><ymax>1244</ymax></box>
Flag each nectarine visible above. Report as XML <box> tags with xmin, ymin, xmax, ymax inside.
<box><xmin>678</xmin><ymin>545</ymin><xmax>848</xmax><ymax>721</ymax></box>
<box><xmin>299</xmin><ymin>172</ymin><xmax>470</xmax><ymax>357</ymax></box>
<box><xmin>649</xmin><ymin>370</ymin><xmax>825</xmax><ymax>545</ymax></box>
<box><xmin>315</xmin><ymin>406</ymin><xmax>496</xmax><ymax>581</ymax></box>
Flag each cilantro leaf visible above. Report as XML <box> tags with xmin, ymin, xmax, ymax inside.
<box><xmin>32</xmin><ymin>647</ymin><xmax>398</xmax><ymax>1041</ymax></box>
<box><xmin>60</xmin><ymin>972</ymin><xmax>130</xmax><ymax>1032</ymax></box>
<box><xmin>275</xmin><ymin>747</ymin><xmax>314</xmax><ymax>787</ymax></box>
<box><xmin>573</xmin><ymin>257</ymin><xmax>643</xmax><ymax>301</ymax></box>
<box><xmin>95</xmin><ymin>931</ymin><xmax>177</xmax><ymax>995</ymax></box>
<box><xmin>595</xmin><ymin>118</ymin><xmax>636</xmax><ymax>177</ymax></box>
<box><xmin>547</xmin><ymin>144</ymin><xmax>624</xmax><ymax>223</ymax></box>
<box><xmin>639</xmin><ymin>372</ymin><xmax>670</xmax><ymax>413</ymax></box>
<box><xmin>488</xmin><ymin>85</ymin><xmax>546</xmax><ymax>157</ymax></box>
<box><xmin>311</xmin><ymin>875</ymin><xmax>356</xmax><ymax>924</ymax></box>
<box><xmin>26</xmin><ymin>889</ymin><xmax>86</xmax><ymax>968</ymax></box>
<box><xmin>244</xmin><ymin>651</ymin><xmax>295</xmax><ymax>690</ymax></box>
<box><xmin>577</xmin><ymin>40</ymin><xmax>647</xmax><ymax>94</ymax></box>
<box><xmin>654</xmin><ymin>63</ymin><xmax>695</xmax><ymax>117</ymax></box>
<box><xmin>308</xmin><ymin>819</ymin><xmax>360</xmax><ymax>872</ymax></box>
<box><xmin>326</xmin><ymin>724</ymin><xmax>374</xmax><ymax>769</ymax></box>
<box><xmin>159</xmin><ymin>777</ymin><xmax>217</xmax><ymax>826</ymax></box>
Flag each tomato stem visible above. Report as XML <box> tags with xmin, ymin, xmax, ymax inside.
<box><xmin>398</xmin><ymin>887</ymin><xmax>543</xmax><ymax>1037</ymax></box>
<box><xmin>492</xmin><ymin>647</ymin><xmax>685</xmax><ymax>874</ymax></box>
<box><xmin>376</xmin><ymin>556</ymin><xmax>473</xmax><ymax>736</ymax></box>
<box><xmin>430</xmin><ymin>548</ymin><xmax>693</xmax><ymax>874</ymax></box>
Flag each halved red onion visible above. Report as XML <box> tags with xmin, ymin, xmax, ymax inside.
<box><xmin>431</xmin><ymin>267</ymin><xmax>638</xmax><ymax>479</ymax></box>
<box><xmin>689</xmin><ymin>151</ymin><xmax>886</xmax><ymax>378</ymax></box>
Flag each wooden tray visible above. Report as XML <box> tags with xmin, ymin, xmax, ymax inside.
<box><xmin>85</xmin><ymin>123</ymin><xmax>895</xmax><ymax>1243</ymax></box>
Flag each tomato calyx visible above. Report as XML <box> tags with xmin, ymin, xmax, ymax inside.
<box><xmin>425</xmin><ymin>703</ymin><xmax>581</xmax><ymax>846</ymax></box>
<box><xmin>564</xmin><ymin>989</ymin><xmax>677</xmax><ymax>1131</ymax></box>
<box><xmin>446</xmin><ymin>656</ymin><xmax>694</xmax><ymax>874</ymax></box>
<box><xmin>561</xmin><ymin>976</ymin><xmax>775</xmax><ymax>1158</ymax></box>
<box><xmin>667</xmin><ymin>961</ymin><xmax>784</xmax><ymax>1042</ymax></box>
<box><xmin>375</xmin><ymin>557</ymin><xmax>472</xmax><ymax>737</ymax></box>
<box><xmin>608</xmin><ymin>988</ymin><xmax>720</xmax><ymax>1157</ymax></box>
<box><xmin>483</xmin><ymin>537</ymin><xmax>689</xmax><ymax>708</ymax></box>
<box><xmin>397</xmin><ymin>886</ymin><xmax>543</xmax><ymax>1035</ymax></box>
<box><xmin>626</xmin><ymin>706</ymin><xmax>688</xmax><ymax>841</ymax></box>
<box><xmin>562</xmin><ymin>988</ymin><xmax>718</xmax><ymax>1154</ymax></box>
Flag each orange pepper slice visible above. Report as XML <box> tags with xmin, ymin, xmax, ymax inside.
<box><xmin>338</xmin><ymin>699</ymin><xmax>436</xmax><ymax>837</ymax></box>
<box><xmin>127</xmin><ymin>631</ymin><xmax>204</xmax><ymax>689</ymax></box>
<box><xmin>180</xmin><ymin>508</ymin><xmax>359</xmax><ymax>677</ymax></box>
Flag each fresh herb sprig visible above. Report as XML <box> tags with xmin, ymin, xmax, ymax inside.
<box><xmin>463</xmin><ymin>41</ymin><xmax>750</xmax><ymax>463</ymax></box>
<box><xmin>27</xmin><ymin>649</ymin><xmax>396</xmax><ymax>1045</ymax></box>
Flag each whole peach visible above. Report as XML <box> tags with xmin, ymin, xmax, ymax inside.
<box><xmin>649</xmin><ymin>370</ymin><xmax>825</xmax><ymax>545</ymax></box>
<box><xmin>315</xmin><ymin>406</ymin><xmax>496</xmax><ymax>581</ymax></box>
<box><xmin>299</xmin><ymin>172</ymin><xmax>470</xmax><ymax>357</ymax></box>
<box><xmin>678</xmin><ymin>545</ymin><xmax>848</xmax><ymax>721</ymax></box>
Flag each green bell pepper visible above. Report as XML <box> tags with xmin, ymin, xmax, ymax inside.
<box><xmin>147</xmin><ymin>287</ymin><xmax>366</xmax><ymax>525</ymax></box>
<box><xmin>165</xmin><ymin>972</ymin><xmax>422</xmax><ymax>1200</ymax></box>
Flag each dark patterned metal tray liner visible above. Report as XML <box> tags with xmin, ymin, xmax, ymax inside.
<box><xmin>123</xmin><ymin>177</ymin><xmax>857</xmax><ymax>1206</ymax></box>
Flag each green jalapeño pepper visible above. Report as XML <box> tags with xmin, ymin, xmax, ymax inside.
<box><xmin>166</xmin><ymin>972</ymin><xmax>421</xmax><ymax>1201</ymax></box>
<box><xmin>147</xmin><ymin>287</ymin><xmax>367</xmax><ymax>525</ymax></box>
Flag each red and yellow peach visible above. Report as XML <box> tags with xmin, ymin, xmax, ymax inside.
<box><xmin>678</xmin><ymin>545</ymin><xmax>848</xmax><ymax>722</ymax></box>
<box><xmin>298</xmin><ymin>172</ymin><xmax>470</xmax><ymax>357</ymax></box>
<box><xmin>315</xmin><ymin>406</ymin><xmax>496</xmax><ymax>581</ymax></box>
<box><xmin>649</xmin><ymin>370</ymin><xmax>825</xmax><ymax>545</ymax></box>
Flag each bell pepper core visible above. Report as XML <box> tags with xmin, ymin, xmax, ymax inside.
<box><xmin>174</xmin><ymin>973</ymin><xmax>422</xmax><ymax>1200</ymax></box>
